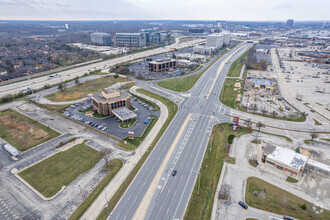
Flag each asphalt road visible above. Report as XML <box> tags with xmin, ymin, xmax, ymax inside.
<box><xmin>0</xmin><ymin>39</ymin><xmax>205</xmax><ymax>98</ymax></box>
<box><xmin>108</xmin><ymin>42</ymin><xmax>251</xmax><ymax>220</ymax></box>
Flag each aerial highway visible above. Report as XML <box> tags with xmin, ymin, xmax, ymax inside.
<box><xmin>0</xmin><ymin>38</ymin><xmax>205</xmax><ymax>98</ymax></box>
<box><xmin>108</xmin><ymin>42</ymin><xmax>252</xmax><ymax>220</ymax></box>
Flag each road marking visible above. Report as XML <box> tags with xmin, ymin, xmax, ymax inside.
<box><xmin>132</xmin><ymin>113</ymin><xmax>192</xmax><ymax>220</ymax></box>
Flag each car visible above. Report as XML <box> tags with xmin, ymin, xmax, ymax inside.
<box><xmin>144</xmin><ymin>120</ymin><xmax>149</xmax><ymax>124</ymax></box>
<box><xmin>309</xmin><ymin>127</ymin><xmax>316</xmax><ymax>130</ymax></box>
<box><xmin>171</xmin><ymin>170</ymin><xmax>177</xmax><ymax>176</ymax></box>
<box><xmin>283</xmin><ymin>215</ymin><xmax>294</xmax><ymax>220</ymax></box>
<box><xmin>285</xmin><ymin>106</ymin><xmax>290</xmax><ymax>110</ymax></box>
<box><xmin>238</xmin><ymin>201</ymin><xmax>248</xmax><ymax>209</ymax></box>
<box><xmin>310</xmin><ymin>109</ymin><xmax>315</xmax><ymax>113</ymax></box>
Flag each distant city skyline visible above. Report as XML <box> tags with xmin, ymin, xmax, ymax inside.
<box><xmin>0</xmin><ymin>0</ymin><xmax>329</xmax><ymax>21</ymax></box>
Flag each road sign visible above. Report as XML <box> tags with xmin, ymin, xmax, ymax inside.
<box><xmin>233</xmin><ymin>116</ymin><xmax>239</xmax><ymax>125</ymax></box>
<box><xmin>128</xmin><ymin>131</ymin><xmax>134</xmax><ymax>140</ymax></box>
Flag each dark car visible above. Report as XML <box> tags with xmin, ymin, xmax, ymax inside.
<box><xmin>238</xmin><ymin>201</ymin><xmax>248</xmax><ymax>209</ymax></box>
<box><xmin>171</xmin><ymin>170</ymin><xmax>177</xmax><ymax>176</ymax></box>
<box><xmin>310</xmin><ymin>109</ymin><xmax>315</xmax><ymax>113</ymax></box>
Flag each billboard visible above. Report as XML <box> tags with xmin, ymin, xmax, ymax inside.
<box><xmin>128</xmin><ymin>131</ymin><xmax>134</xmax><ymax>140</ymax></box>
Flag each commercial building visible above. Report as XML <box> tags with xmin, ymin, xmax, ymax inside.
<box><xmin>148</xmin><ymin>58</ymin><xmax>177</xmax><ymax>72</ymax></box>
<box><xmin>139</xmin><ymin>28</ymin><xmax>163</xmax><ymax>45</ymax></box>
<box><xmin>176</xmin><ymin>60</ymin><xmax>197</xmax><ymax>68</ymax></box>
<box><xmin>114</xmin><ymin>33</ymin><xmax>147</xmax><ymax>47</ymax></box>
<box><xmin>189</xmin><ymin>29</ymin><xmax>204</xmax><ymax>34</ymax></box>
<box><xmin>286</xmin><ymin>19</ymin><xmax>294</xmax><ymax>28</ymax></box>
<box><xmin>206</xmin><ymin>31</ymin><xmax>230</xmax><ymax>49</ymax></box>
<box><xmin>92</xmin><ymin>89</ymin><xmax>131</xmax><ymax>116</ymax></box>
<box><xmin>262</xmin><ymin>145</ymin><xmax>309</xmax><ymax>177</ymax></box>
<box><xmin>91</xmin><ymin>32</ymin><xmax>112</xmax><ymax>46</ymax></box>
<box><xmin>193</xmin><ymin>45</ymin><xmax>216</xmax><ymax>54</ymax></box>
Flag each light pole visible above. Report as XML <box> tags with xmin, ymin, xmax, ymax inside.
<box><xmin>192</xmin><ymin>170</ymin><xmax>201</xmax><ymax>194</ymax></box>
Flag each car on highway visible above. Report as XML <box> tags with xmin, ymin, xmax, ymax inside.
<box><xmin>309</xmin><ymin>127</ymin><xmax>316</xmax><ymax>130</ymax></box>
<box><xmin>283</xmin><ymin>215</ymin><xmax>294</xmax><ymax>220</ymax></box>
<box><xmin>310</xmin><ymin>109</ymin><xmax>315</xmax><ymax>113</ymax></box>
<box><xmin>238</xmin><ymin>201</ymin><xmax>248</xmax><ymax>209</ymax></box>
<box><xmin>171</xmin><ymin>170</ymin><xmax>177</xmax><ymax>176</ymax></box>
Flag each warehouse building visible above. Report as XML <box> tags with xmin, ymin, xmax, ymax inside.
<box><xmin>92</xmin><ymin>89</ymin><xmax>132</xmax><ymax>116</ymax></box>
<box><xmin>148</xmin><ymin>58</ymin><xmax>177</xmax><ymax>72</ymax></box>
<box><xmin>114</xmin><ymin>33</ymin><xmax>147</xmax><ymax>47</ymax></box>
<box><xmin>91</xmin><ymin>32</ymin><xmax>112</xmax><ymax>46</ymax></box>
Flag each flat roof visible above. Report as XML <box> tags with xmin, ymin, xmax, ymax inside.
<box><xmin>307</xmin><ymin>159</ymin><xmax>330</xmax><ymax>172</ymax></box>
<box><xmin>267</xmin><ymin>146</ymin><xmax>308</xmax><ymax>170</ymax></box>
<box><xmin>112</xmin><ymin>108</ymin><xmax>137</xmax><ymax>121</ymax></box>
<box><xmin>91</xmin><ymin>32</ymin><xmax>111</xmax><ymax>36</ymax></box>
<box><xmin>92</xmin><ymin>90</ymin><xmax>130</xmax><ymax>103</ymax></box>
<box><xmin>116</xmin><ymin>33</ymin><xmax>143</xmax><ymax>36</ymax></box>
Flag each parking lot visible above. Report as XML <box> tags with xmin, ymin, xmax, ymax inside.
<box><xmin>63</xmin><ymin>98</ymin><xmax>160</xmax><ymax>139</ymax></box>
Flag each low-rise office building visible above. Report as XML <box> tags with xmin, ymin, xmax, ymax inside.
<box><xmin>114</xmin><ymin>33</ymin><xmax>147</xmax><ymax>47</ymax></box>
<box><xmin>92</xmin><ymin>89</ymin><xmax>131</xmax><ymax>116</ymax></box>
<box><xmin>91</xmin><ymin>32</ymin><xmax>112</xmax><ymax>46</ymax></box>
<box><xmin>148</xmin><ymin>58</ymin><xmax>177</xmax><ymax>72</ymax></box>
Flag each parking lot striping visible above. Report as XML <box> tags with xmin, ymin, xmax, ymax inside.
<box><xmin>132</xmin><ymin>113</ymin><xmax>193</xmax><ymax>220</ymax></box>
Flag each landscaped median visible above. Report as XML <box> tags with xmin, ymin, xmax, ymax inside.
<box><xmin>156</xmin><ymin>44</ymin><xmax>238</xmax><ymax>92</ymax></box>
<box><xmin>0</xmin><ymin>109</ymin><xmax>60</xmax><ymax>152</ymax></box>
<box><xmin>96</xmin><ymin>88</ymin><xmax>178</xmax><ymax>220</ymax></box>
<box><xmin>246</xmin><ymin>177</ymin><xmax>330</xmax><ymax>220</ymax></box>
<box><xmin>184</xmin><ymin>123</ymin><xmax>251</xmax><ymax>220</ymax></box>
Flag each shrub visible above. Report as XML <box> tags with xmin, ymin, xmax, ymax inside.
<box><xmin>300</xmin><ymin>204</ymin><xmax>307</xmax><ymax>210</ymax></box>
<box><xmin>228</xmin><ymin>134</ymin><xmax>235</xmax><ymax>144</ymax></box>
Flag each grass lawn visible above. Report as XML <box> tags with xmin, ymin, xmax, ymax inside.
<box><xmin>156</xmin><ymin>46</ymin><xmax>234</xmax><ymax>92</ymax></box>
<box><xmin>97</xmin><ymin>89</ymin><xmax>177</xmax><ymax>220</ymax></box>
<box><xmin>220</xmin><ymin>78</ymin><xmax>244</xmax><ymax>109</ymax></box>
<box><xmin>119</xmin><ymin>81</ymin><xmax>136</xmax><ymax>90</ymax></box>
<box><xmin>68</xmin><ymin>159</ymin><xmax>123</xmax><ymax>220</ymax></box>
<box><xmin>19</xmin><ymin>144</ymin><xmax>101</xmax><ymax>198</ymax></box>
<box><xmin>119</xmin><ymin>119</ymin><xmax>137</xmax><ymax>128</ymax></box>
<box><xmin>286</xmin><ymin>177</ymin><xmax>298</xmax><ymax>183</ymax></box>
<box><xmin>0</xmin><ymin>109</ymin><xmax>60</xmax><ymax>151</ymax></box>
<box><xmin>45</xmin><ymin>76</ymin><xmax>126</xmax><ymax>102</ymax></box>
<box><xmin>245</xmin><ymin>177</ymin><xmax>330</xmax><ymax>220</ymax></box>
<box><xmin>259</xmin><ymin>131</ymin><xmax>293</xmax><ymax>142</ymax></box>
<box><xmin>227</xmin><ymin>50</ymin><xmax>249</xmax><ymax>77</ymax></box>
<box><xmin>313</xmin><ymin>118</ymin><xmax>322</xmax><ymax>125</ymax></box>
<box><xmin>179</xmin><ymin>37</ymin><xmax>195</xmax><ymax>43</ymax></box>
<box><xmin>184</xmin><ymin>123</ymin><xmax>251</xmax><ymax>220</ymax></box>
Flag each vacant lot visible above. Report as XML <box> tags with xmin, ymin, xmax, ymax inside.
<box><xmin>184</xmin><ymin>123</ymin><xmax>251</xmax><ymax>220</ymax></box>
<box><xmin>246</xmin><ymin>177</ymin><xmax>330</xmax><ymax>220</ymax></box>
<box><xmin>19</xmin><ymin>144</ymin><xmax>100</xmax><ymax>198</ymax></box>
<box><xmin>45</xmin><ymin>76</ymin><xmax>126</xmax><ymax>102</ymax></box>
<box><xmin>0</xmin><ymin>109</ymin><xmax>60</xmax><ymax>151</ymax></box>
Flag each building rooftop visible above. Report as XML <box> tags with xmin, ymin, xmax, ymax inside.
<box><xmin>91</xmin><ymin>32</ymin><xmax>111</xmax><ymax>36</ymax></box>
<box><xmin>92</xmin><ymin>89</ymin><xmax>130</xmax><ymax>103</ymax></box>
<box><xmin>116</xmin><ymin>33</ymin><xmax>143</xmax><ymax>36</ymax></box>
<box><xmin>112</xmin><ymin>108</ymin><xmax>137</xmax><ymax>121</ymax></box>
<box><xmin>306</xmin><ymin>159</ymin><xmax>330</xmax><ymax>172</ymax></box>
<box><xmin>263</xmin><ymin>144</ymin><xmax>276</xmax><ymax>154</ymax></box>
<box><xmin>267</xmin><ymin>146</ymin><xmax>309</xmax><ymax>170</ymax></box>
<box><xmin>149</xmin><ymin>58</ymin><xmax>176</xmax><ymax>64</ymax></box>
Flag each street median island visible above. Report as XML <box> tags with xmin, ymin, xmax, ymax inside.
<box><xmin>184</xmin><ymin>123</ymin><xmax>251</xmax><ymax>220</ymax></box>
<box><xmin>18</xmin><ymin>144</ymin><xmax>101</xmax><ymax>198</ymax></box>
<box><xmin>44</xmin><ymin>75</ymin><xmax>126</xmax><ymax>102</ymax></box>
<box><xmin>245</xmin><ymin>177</ymin><xmax>330</xmax><ymax>220</ymax></box>
<box><xmin>0</xmin><ymin>109</ymin><xmax>60</xmax><ymax>152</ymax></box>
<box><xmin>156</xmin><ymin>45</ymin><xmax>235</xmax><ymax>92</ymax></box>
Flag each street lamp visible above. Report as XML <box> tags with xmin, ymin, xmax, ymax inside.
<box><xmin>192</xmin><ymin>170</ymin><xmax>201</xmax><ymax>194</ymax></box>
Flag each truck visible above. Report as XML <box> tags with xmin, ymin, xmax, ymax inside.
<box><xmin>3</xmin><ymin>143</ymin><xmax>19</xmax><ymax>156</ymax></box>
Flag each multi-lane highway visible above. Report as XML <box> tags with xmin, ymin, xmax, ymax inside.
<box><xmin>0</xmin><ymin>38</ymin><xmax>205</xmax><ymax>98</ymax></box>
<box><xmin>108</xmin><ymin>42</ymin><xmax>251</xmax><ymax>220</ymax></box>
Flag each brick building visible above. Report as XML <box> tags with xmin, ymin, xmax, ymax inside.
<box><xmin>148</xmin><ymin>58</ymin><xmax>177</xmax><ymax>73</ymax></box>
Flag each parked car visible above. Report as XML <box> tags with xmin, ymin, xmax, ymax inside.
<box><xmin>238</xmin><ymin>201</ymin><xmax>248</xmax><ymax>209</ymax></box>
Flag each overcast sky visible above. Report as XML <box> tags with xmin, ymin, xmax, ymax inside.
<box><xmin>0</xmin><ymin>0</ymin><xmax>329</xmax><ymax>21</ymax></box>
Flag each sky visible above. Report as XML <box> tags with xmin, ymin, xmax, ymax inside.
<box><xmin>0</xmin><ymin>0</ymin><xmax>329</xmax><ymax>21</ymax></box>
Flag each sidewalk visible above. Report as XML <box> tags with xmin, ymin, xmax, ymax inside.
<box><xmin>81</xmin><ymin>86</ymin><xmax>168</xmax><ymax>220</ymax></box>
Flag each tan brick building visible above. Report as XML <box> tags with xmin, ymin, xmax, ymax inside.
<box><xmin>148</xmin><ymin>58</ymin><xmax>177</xmax><ymax>73</ymax></box>
<box><xmin>92</xmin><ymin>89</ymin><xmax>131</xmax><ymax>116</ymax></box>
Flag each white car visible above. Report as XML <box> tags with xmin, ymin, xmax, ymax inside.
<box><xmin>309</xmin><ymin>127</ymin><xmax>316</xmax><ymax>130</ymax></box>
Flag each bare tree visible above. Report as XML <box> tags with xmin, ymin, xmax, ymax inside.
<box><xmin>244</xmin><ymin>118</ymin><xmax>252</xmax><ymax>129</ymax></box>
<box><xmin>74</xmin><ymin>76</ymin><xmax>80</xmax><ymax>86</ymax></box>
<box><xmin>252</xmin><ymin>104</ymin><xmax>258</xmax><ymax>113</ymax></box>
<box><xmin>271</xmin><ymin>110</ymin><xmax>278</xmax><ymax>118</ymax></box>
<box><xmin>256</xmin><ymin>121</ymin><xmax>265</xmax><ymax>132</ymax></box>
<box><xmin>261</xmin><ymin>108</ymin><xmax>268</xmax><ymax>116</ymax></box>
<box><xmin>309</xmin><ymin>133</ymin><xmax>319</xmax><ymax>141</ymax></box>
<box><xmin>99</xmin><ymin>149</ymin><xmax>112</xmax><ymax>167</ymax></box>
<box><xmin>300</xmin><ymin>112</ymin><xmax>308</xmax><ymax>118</ymax></box>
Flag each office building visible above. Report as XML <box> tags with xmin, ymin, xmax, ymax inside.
<box><xmin>114</xmin><ymin>33</ymin><xmax>147</xmax><ymax>47</ymax></box>
<box><xmin>206</xmin><ymin>31</ymin><xmax>230</xmax><ymax>49</ymax></box>
<box><xmin>188</xmin><ymin>29</ymin><xmax>204</xmax><ymax>34</ymax></box>
<box><xmin>286</xmin><ymin>19</ymin><xmax>294</xmax><ymax>28</ymax></box>
<box><xmin>148</xmin><ymin>58</ymin><xmax>177</xmax><ymax>72</ymax></box>
<box><xmin>92</xmin><ymin>89</ymin><xmax>132</xmax><ymax>116</ymax></box>
<box><xmin>91</xmin><ymin>32</ymin><xmax>112</xmax><ymax>46</ymax></box>
<box><xmin>139</xmin><ymin>28</ymin><xmax>164</xmax><ymax>45</ymax></box>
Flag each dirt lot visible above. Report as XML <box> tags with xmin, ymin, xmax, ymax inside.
<box><xmin>0</xmin><ymin>109</ymin><xmax>60</xmax><ymax>151</ymax></box>
<box><xmin>45</xmin><ymin>76</ymin><xmax>126</xmax><ymax>102</ymax></box>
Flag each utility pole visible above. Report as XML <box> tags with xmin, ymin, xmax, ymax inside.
<box><xmin>192</xmin><ymin>170</ymin><xmax>201</xmax><ymax>194</ymax></box>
